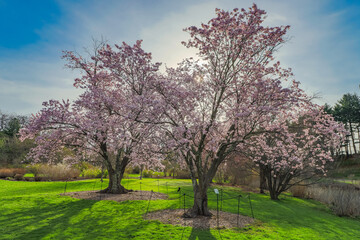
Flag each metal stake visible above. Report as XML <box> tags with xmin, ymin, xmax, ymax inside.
<box><xmin>140</xmin><ymin>181</ymin><xmax>142</xmax><ymax>197</ymax></box>
<box><xmin>99</xmin><ymin>179</ymin><xmax>103</xmax><ymax>200</ymax></box>
<box><xmin>220</xmin><ymin>188</ymin><xmax>223</xmax><ymax>211</ymax></box>
<box><xmin>183</xmin><ymin>193</ymin><xmax>186</xmax><ymax>215</ymax></box>
<box><xmin>64</xmin><ymin>180</ymin><xmax>68</xmax><ymax>195</ymax></box>
<box><xmin>248</xmin><ymin>194</ymin><xmax>254</xmax><ymax>218</ymax></box>
<box><xmin>237</xmin><ymin>195</ymin><xmax>240</xmax><ymax>227</ymax></box>
<box><xmin>217</xmin><ymin>193</ymin><xmax>219</xmax><ymax>227</ymax></box>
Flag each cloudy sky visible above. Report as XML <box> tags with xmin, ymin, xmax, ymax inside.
<box><xmin>0</xmin><ymin>0</ymin><xmax>359</xmax><ymax>115</ymax></box>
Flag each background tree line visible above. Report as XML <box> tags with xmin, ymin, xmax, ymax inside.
<box><xmin>0</xmin><ymin>111</ymin><xmax>34</xmax><ymax>166</ymax></box>
<box><xmin>324</xmin><ymin>92</ymin><xmax>360</xmax><ymax>156</ymax></box>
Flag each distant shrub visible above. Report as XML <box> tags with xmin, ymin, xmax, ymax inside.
<box><xmin>82</xmin><ymin>168</ymin><xmax>108</xmax><ymax>178</ymax></box>
<box><xmin>37</xmin><ymin>164</ymin><xmax>81</xmax><ymax>181</ymax></box>
<box><xmin>0</xmin><ymin>168</ymin><xmax>27</xmax><ymax>178</ymax></box>
<box><xmin>295</xmin><ymin>182</ymin><xmax>360</xmax><ymax>217</ymax></box>
<box><xmin>330</xmin><ymin>188</ymin><xmax>359</xmax><ymax>216</ymax></box>
<box><xmin>13</xmin><ymin>168</ymin><xmax>27</xmax><ymax>175</ymax></box>
<box><xmin>0</xmin><ymin>169</ymin><xmax>15</xmax><ymax>178</ymax></box>
<box><xmin>289</xmin><ymin>185</ymin><xmax>309</xmax><ymax>199</ymax></box>
<box><xmin>34</xmin><ymin>176</ymin><xmax>43</xmax><ymax>181</ymax></box>
<box><xmin>247</xmin><ymin>175</ymin><xmax>260</xmax><ymax>189</ymax></box>
<box><xmin>214</xmin><ymin>155</ymin><xmax>255</xmax><ymax>186</ymax></box>
<box><xmin>152</xmin><ymin>172</ymin><xmax>164</xmax><ymax>178</ymax></box>
<box><xmin>26</xmin><ymin>164</ymin><xmax>42</xmax><ymax>177</ymax></box>
<box><xmin>214</xmin><ymin>164</ymin><xmax>228</xmax><ymax>184</ymax></box>
<box><xmin>139</xmin><ymin>170</ymin><xmax>164</xmax><ymax>178</ymax></box>
<box><xmin>131</xmin><ymin>166</ymin><xmax>140</xmax><ymax>174</ymax></box>
<box><xmin>142</xmin><ymin>170</ymin><xmax>153</xmax><ymax>178</ymax></box>
<box><xmin>72</xmin><ymin>162</ymin><xmax>94</xmax><ymax>173</ymax></box>
<box><xmin>174</xmin><ymin>169</ymin><xmax>191</xmax><ymax>179</ymax></box>
<box><xmin>14</xmin><ymin>174</ymin><xmax>23</xmax><ymax>181</ymax></box>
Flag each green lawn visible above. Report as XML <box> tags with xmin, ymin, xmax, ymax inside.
<box><xmin>0</xmin><ymin>178</ymin><xmax>359</xmax><ymax>239</ymax></box>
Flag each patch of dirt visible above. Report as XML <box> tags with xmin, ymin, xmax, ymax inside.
<box><xmin>62</xmin><ymin>190</ymin><xmax>167</xmax><ymax>202</ymax></box>
<box><xmin>145</xmin><ymin>209</ymin><xmax>254</xmax><ymax>229</ymax></box>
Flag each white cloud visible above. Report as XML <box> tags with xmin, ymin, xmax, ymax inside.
<box><xmin>140</xmin><ymin>1</ymin><xmax>219</xmax><ymax>68</ymax></box>
<box><xmin>0</xmin><ymin>77</ymin><xmax>82</xmax><ymax>115</ymax></box>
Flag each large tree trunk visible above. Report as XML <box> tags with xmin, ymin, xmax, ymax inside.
<box><xmin>184</xmin><ymin>177</ymin><xmax>212</xmax><ymax>217</ymax></box>
<box><xmin>103</xmin><ymin>170</ymin><xmax>128</xmax><ymax>194</ymax></box>
<box><xmin>264</xmin><ymin>165</ymin><xmax>294</xmax><ymax>200</ymax></box>
<box><xmin>268</xmin><ymin>188</ymin><xmax>280</xmax><ymax>200</ymax></box>
<box><xmin>264</xmin><ymin>166</ymin><xmax>280</xmax><ymax>200</ymax></box>
<box><xmin>182</xmin><ymin>128</ymin><xmax>231</xmax><ymax>217</ymax></box>
<box><xmin>267</xmin><ymin>177</ymin><xmax>280</xmax><ymax>200</ymax></box>
<box><xmin>101</xmin><ymin>156</ymin><xmax>130</xmax><ymax>194</ymax></box>
<box><xmin>98</xmin><ymin>143</ymin><xmax>131</xmax><ymax>194</ymax></box>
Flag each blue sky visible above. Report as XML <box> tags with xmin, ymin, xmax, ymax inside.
<box><xmin>0</xmin><ymin>0</ymin><xmax>359</xmax><ymax>115</ymax></box>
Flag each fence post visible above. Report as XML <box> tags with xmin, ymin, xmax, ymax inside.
<box><xmin>140</xmin><ymin>181</ymin><xmax>142</xmax><ymax>197</ymax></box>
<box><xmin>220</xmin><ymin>188</ymin><xmax>223</xmax><ymax>211</ymax></box>
<box><xmin>237</xmin><ymin>195</ymin><xmax>240</xmax><ymax>227</ymax></box>
<box><xmin>248</xmin><ymin>194</ymin><xmax>254</xmax><ymax>218</ymax></box>
<box><xmin>183</xmin><ymin>193</ymin><xmax>186</xmax><ymax>215</ymax></box>
<box><xmin>217</xmin><ymin>193</ymin><xmax>219</xmax><ymax>227</ymax></box>
<box><xmin>99</xmin><ymin>179</ymin><xmax>103</xmax><ymax>200</ymax></box>
<box><xmin>63</xmin><ymin>180</ymin><xmax>68</xmax><ymax>195</ymax></box>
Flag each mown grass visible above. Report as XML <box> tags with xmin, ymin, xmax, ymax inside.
<box><xmin>0</xmin><ymin>178</ymin><xmax>359</xmax><ymax>239</ymax></box>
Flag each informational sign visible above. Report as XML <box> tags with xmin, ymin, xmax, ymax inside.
<box><xmin>214</xmin><ymin>188</ymin><xmax>219</xmax><ymax>195</ymax></box>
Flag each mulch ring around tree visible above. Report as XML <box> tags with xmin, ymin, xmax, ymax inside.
<box><xmin>62</xmin><ymin>190</ymin><xmax>168</xmax><ymax>201</ymax></box>
<box><xmin>144</xmin><ymin>209</ymin><xmax>254</xmax><ymax>229</ymax></box>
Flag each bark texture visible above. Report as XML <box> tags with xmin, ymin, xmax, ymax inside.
<box><xmin>184</xmin><ymin>178</ymin><xmax>212</xmax><ymax>217</ymax></box>
<box><xmin>100</xmin><ymin>143</ymin><xmax>131</xmax><ymax>194</ymax></box>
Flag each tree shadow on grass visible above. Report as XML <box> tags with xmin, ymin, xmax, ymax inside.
<box><xmin>0</xmin><ymin>196</ymin><xmax>98</xmax><ymax>240</ymax></box>
<box><xmin>179</xmin><ymin>216</ymin><xmax>216</xmax><ymax>240</ymax></box>
<box><xmin>243</xmin><ymin>195</ymin><xmax>360</xmax><ymax>238</ymax></box>
<box><xmin>0</xmin><ymin>195</ymin><xmax>181</xmax><ymax>240</ymax></box>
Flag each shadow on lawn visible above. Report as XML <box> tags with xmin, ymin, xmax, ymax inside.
<box><xmin>0</xmin><ymin>195</ymin><xmax>183</xmax><ymax>239</ymax></box>
<box><xmin>245</xmin><ymin>195</ymin><xmax>360</xmax><ymax>238</ymax></box>
<box><xmin>187</xmin><ymin>217</ymin><xmax>217</xmax><ymax>240</ymax></box>
<box><xmin>0</xmin><ymin>197</ymin><xmax>98</xmax><ymax>240</ymax></box>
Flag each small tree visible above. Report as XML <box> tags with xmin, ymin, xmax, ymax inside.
<box><xmin>0</xmin><ymin>113</ymin><xmax>32</xmax><ymax>166</ymax></box>
<box><xmin>243</xmin><ymin>107</ymin><xmax>346</xmax><ymax>200</ymax></box>
<box><xmin>3</xmin><ymin>118</ymin><xmax>21</xmax><ymax>137</ymax></box>
<box><xmin>20</xmin><ymin>41</ymin><xmax>162</xmax><ymax>193</ymax></box>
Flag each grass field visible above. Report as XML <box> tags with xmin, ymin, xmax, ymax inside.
<box><xmin>0</xmin><ymin>178</ymin><xmax>359</xmax><ymax>239</ymax></box>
